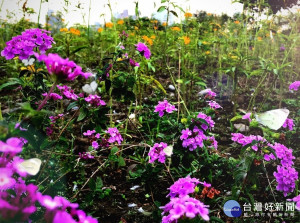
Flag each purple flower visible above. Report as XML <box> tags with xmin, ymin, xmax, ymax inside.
<box><xmin>287</xmin><ymin>195</ymin><xmax>300</xmax><ymax>211</ymax></box>
<box><xmin>269</xmin><ymin>142</ymin><xmax>295</xmax><ymax>167</ymax></box>
<box><xmin>79</xmin><ymin>152</ymin><xmax>94</xmax><ymax>159</ymax></box>
<box><xmin>207</xmin><ymin>100</ymin><xmax>221</xmax><ymax>109</ymax></box>
<box><xmin>1</xmin><ymin>28</ymin><xmax>54</xmax><ymax>60</ymax></box>
<box><xmin>91</xmin><ymin>141</ymin><xmax>99</xmax><ymax>149</ymax></box>
<box><xmin>0</xmin><ymin>168</ymin><xmax>16</xmax><ymax>190</ymax></box>
<box><xmin>168</xmin><ymin>176</ymin><xmax>200</xmax><ymax>198</ymax></box>
<box><xmin>35</xmin><ymin>53</ymin><xmax>92</xmax><ymax>81</ymax></box>
<box><xmin>289</xmin><ymin>81</ymin><xmax>300</xmax><ymax>91</ymax></box>
<box><xmin>197</xmin><ymin>112</ymin><xmax>215</xmax><ymax>130</ymax></box>
<box><xmin>148</xmin><ymin>142</ymin><xmax>168</xmax><ymax>164</ymax></box>
<box><xmin>42</xmin><ymin>92</ymin><xmax>63</xmax><ymax>100</ymax></box>
<box><xmin>282</xmin><ymin>118</ymin><xmax>294</xmax><ymax>131</ymax></box>
<box><xmin>135</xmin><ymin>42</ymin><xmax>151</xmax><ymax>59</ymax></box>
<box><xmin>83</xmin><ymin>130</ymin><xmax>96</xmax><ymax>137</ymax></box>
<box><xmin>57</xmin><ymin>85</ymin><xmax>78</xmax><ymax>100</ymax></box>
<box><xmin>273</xmin><ymin>165</ymin><xmax>298</xmax><ymax>197</ymax></box>
<box><xmin>279</xmin><ymin>45</ymin><xmax>285</xmax><ymax>51</ymax></box>
<box><xmin>129</xmin><ymin>58</ymin><xmax>140</xmax><ymax>67</ymax></box>
<box><xmin>14</xmin><ymin>122</ymin><xmax>27</xmax><ymax>131</ymax></box>
<box><xmin>106</xmin><ymin>127</ymin><xmax>123</xmax><ymax>145</ymax></box>
<box><xmin>231</xmin><ymin>133</ymin><xmax>266</xmax><ymax>151</ymax></box>
<box><xmin>242</xmin><ymin>113</ymin><xmax>251</xmax><ymax>122</ymax></box>
<box><xmin>154</xmin><ymin>100</ymin><xmax>177</xmax><ymax>117</ymax></box>
<box><xmin>0</xmin><ymin>137</ymin><xmax>24</xmax><ymax>154</ymax></box>
<box><xmin>84</xmin><ymin>94</ymin><xmax>106</xmax><ymax>107</ymax></box>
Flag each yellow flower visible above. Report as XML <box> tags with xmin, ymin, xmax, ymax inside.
<box><xmin>162</xmin><ymin>22</ymin><xmax>168</xmax><ymax>27</ymax></box>
<box><xmin>117</xmin><ymin>20</ymin><xmax>124</xmax><ymax>25</ymax></box>
<box><xmin>97</xmin><ymin>27</ymin><xmax>103</xmax><ymax>33</ymax></box>
<box><xmin>213</xmin><ymin>28</ymin><xmax>217</xmax><ymax>31</ymax></box>
<box><xmin>134</xmin><ymin>26</ymin><xmax>139</xmax><ymax>30</ymax></box>
<box><xmin>202</xmin><ymin>41</ymin><xmax>209</xmax><ymax>45</ymax></box>
<box><xmin>61</xmin><ymin>18</ymin><xmax>65</xmax><ymax>22</ymax></box>
<box><xmin>171</xmin><ymin>26</ymin><xmax>181</xmax><ymax>31</ymax></box>
<box><xmin>154</xmin><ymin>26</ymin><xmax>158</xmax><ymax>30</ymax></box>
<box><xmin>181</xmin><ymin>118</ymin><xmax>187</xmax><ymax>124</ymax></box>
<box><xmin>184</xmin><ymin>12</ymin><xmax>192</xmax><ymax>18</ymax></box>
<box><xmin>231</xmin><ymin>55</ymin><xmax>238</xmax><ymax>59</ymax></box>
<box><xmin>205</xmin><ymin>51</ymin><xmax>210</xmax><ymax>55</ymax></box>
<box><xmin>257</xmin><ymin>36</ymin><xmax>262</xmax><ymax>41</ymax></box>
<box><xmin>70</xmin><ymin>28</ymin><xmax>80</xmax><ymax>35</ymax></box>
<box><xmin>151</xmin><ymin>20</ymin><xmax>158</xmax><ymax>24</ymax></box>
<box><xmin>150</xmin><ymin>35</ymin><xmax>156</xmax><ymax>39</ymax></box>
<box><xmin>105</xmin><ymin>22</ymin><xmax>114</xmax><ymax>28</ymax></box>
<box><xmin>60</xmin><ymin>28</ymin><xmax>68</xmax><ymax>32</ymax></box>
<box><xmin>183</xmin><ymin>36</ymin><xmax>190</xmax><ymax>45</ymax></box>
<box><xmin>234</xmin><ymin>20</ymin><xmax>240</xmax><ymax>24</ymax></box>
<box><xmin>265</xmin><ymin>33</ymin><xmax>270</xmax><ymax>37</ymax></box>
<box><xmin>207</xmin><ymin>13</ymin><xmax>212</xmax><ymax>16</ymax></box>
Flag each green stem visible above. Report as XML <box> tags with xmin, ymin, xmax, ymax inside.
<box><xmin>37</xmin><ymin>0</ymin><xmax>43</xmax><ymax>27</ymax></box>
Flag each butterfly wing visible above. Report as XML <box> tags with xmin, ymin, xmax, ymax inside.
<box><xmin>90</xmin><ymin>81</ymin><xmax>98</xmax><ymax>92</ymax></box>
<box><xmin>82</xmin><ymin>84</ymin><xmax>93</xmax><ymax>94</ymax></box>
<box><xmin>163</xmin><ymin>146</ymin><xmax>173</xmax><ymax>156</ymax></box>
<box><xmin>256</xmin><ymin>109</ymin><xmax>289</xmax><ymax>130</ymax></box>
<box><xmin>19</xmin><ymin>158</ymin><xmax>42</xmax><ymax>175</ymax></box>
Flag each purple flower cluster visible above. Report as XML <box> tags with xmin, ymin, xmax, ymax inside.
<box><xmin>35</xmin><ymin>53</ymin><xmax>92</xmax><ymax>81</ymax></box>
<box><xmin>160</xmin><ymin>176</ymin><xmax>210</xmax><ymax>222</ymax></box>
<box><xmin>42</xmin><ymin>92</ymin><xmax>63</xmax><ymax>101</ymax></box>
<box><xmin>287</xmin><ymin>195</ymin><xmax>300</xmax><ymax>211</ymax></box>
<box><xmin>206</xmin><ymin>89</ymin><xmax>216</xmax><ymax>98</ymax></box>
<box><xmin>84</xmin><ymin>94</ymin><xmax>106</xmax><ymax>107</ymax></box>
<box><xmin>231</xmin><ymin>133</ymin><xmax>266</xmax><ymax>151</ymax></box>
<box><xmin>79</xmin><ymin>152</ymin><xmax>95</xmax><ymax>159</ymax></box>
<box><xmin>154</xmin><ymin>100</ymin><xmax>177</xmax><ymax>117</ymax></box>
<box><xmin>57</xmin><ymin>85</ymin><xmax>79</xmax><ymax>100</ymax></box>
<box><xmin>269</xmin><ymin>142</ymin><xmax>295</xmax><ymax>167</ymax></box>
<box><xmin>135</xmin><ymin>42</ymin><xmax>151</xmax><ymax>59</ymax></box>
<box><xmin>148</xmin><ymin>142</ymin><xmax>168</xmax><ymax>163</ymax></box>
<box><xmin>129</xmin><ymin>58</ymin><xmax>140</xmax><ymax>67</ymax></box>
<box><xmin>106</xmin><ymin>127</ymin><xmax>123</xmax><ymax>145</ymax></box>
<box><xmin>0</xmin><ymin>137</ymin><xmax>98</xmax><ymax>222</ymax></box>
<box><xmin>273</xmin><ymin>165</ymin><xmax>298</xmax><ymax>197</ymax></box>
<box><xmin>289</xmin><ymin>81</ymin><xmax>300</xmax><ymax>91</ymax></box>
<box><xmin>83</xmin><ymin>130</ymin><xmax>101</xmax><ymax>150</ymax></box>
<box><xmin>1</xmin><ymin>28</ymin><xmax>54</xmax><ymax>60</ymax></box>
<box><xmin>282</xmin><ymin>118</ymin><xmax>294</xmax><ymax>131</ymax></box>
<box><xmin>197</xmin><ymin>112</ymin><xmax>215</xmax><ymax>130</ymax></box>
<box><xmin>180</xmin><ymin>126</ymin><xmax>207</xmax><ymax>151</ymax></box>
<box><xmin>207</xmin><ymin>100</ymin><xmax>221</xmax><ymax>110</ymax></box>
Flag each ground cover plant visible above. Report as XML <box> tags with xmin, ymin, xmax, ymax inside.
<box><xmin>0</xmin><ymin>0</ymin><xmax>299</xmax><ymax>222</ymax></box>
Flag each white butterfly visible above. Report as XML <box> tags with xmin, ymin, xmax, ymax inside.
<box><xmin>82</xmin><ymin>81</ymin><xmax>98</xmax><ymax>94</ymax></box>
<box><xmin>22</xmin><ymin>58</ymin><xmax>35</xmax><ymax>66</ymax></box>
<box><xmin>255</xmin><ymin>108</ymin><xmax>289</xmax><ymax>130</ymax></box>
<box><xmin>163</xmin><ymin>145</ymin><xmax>173</xmax><ymax>156</ymax></box>
<box><xmin>19</xmin><ymin>158</ymin><xmax>42</xmax><ymax>176</ymax></box>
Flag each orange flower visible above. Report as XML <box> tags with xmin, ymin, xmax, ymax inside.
<box><xmin>207</xmin><ymin>13</ymin><xmax>212</xmax><ymax>16</ymax></box>
<box><xmin>205</xmin><ymin>51</ymin><xmax>210</xmax><ymax>55</ymax></box>
<box><xmin>134</xmin><ymin>26</ymin><xmax>139</xmax><ymax>30</ymax></box>
<box><xmin>142</xmin><ymin>35</ymin><xmax>153</xmax><ymax>45</ymax></box>
<box><xmin>60</xmin><ymin>28</ymin><xmax>68</xmax><ymax>32</ymax></box>
<box><xmin>151</xmin><ymin>20</ymin><xmax>158</xmax><ymax>23</ymax></box>
<box><xmin>234</xmin><ymin>20</ymin><xmax>240</xmax><ymax>24</ymax></box>
<box><xmin>171</xmin><ymin>26</ymin><xmax>181</xmax><ymax>31</ymax></box>
<box><xmin>70</xmin><ymin>28</ymin><xmax>80</xmax><ymax>35</ymax></box>
<box><xmin>154</xmin><ymin>26</ymin><xmax>158</xmax><ymax>30</ymax></box>
<box><xmin>183</xmin><ymin>36</ymin><xmax>190</xmax><ymax>45</ymax></box>
<box><xmin>150</xmin><ymin>35</ymin><xmax>156</xmax><ymax>39</ymax></box>
<box><xmin>257</xmin><ymin>36</ymin><xmax>262</xmax><ymax>41</ymax></box>
<box><xmin>213</xmin><ymin>28</ymin><xmax>217</xmax><ymax>31</ymax></box>
<box><xmin>98</xmin><ymin>27</ymin><xmax>103</xmax><ymax>33</ymax></box>
<box><xmin>184</xmin><ymin>12</ymin><xmax>192</xmax><ymax>18</ymax></box>
<box><xmin>105</xmin><ymin>22</ymin><xmax>114</xmax><ymax>28</ymax></box>
<box><xmin>117</xmin><ymin>20</ymin><xmax>124</xmax><ymax>25</ymax></box>
<box><xmin>162</xmin><ymin>22</ymin><xmax>168</xmax><ymax>27</ymax></box>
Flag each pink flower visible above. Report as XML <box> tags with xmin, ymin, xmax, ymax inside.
<box><xmin>85</xmin><ymin>94</ymin><xmax>106</xmax><ymax>107</ymax></box>
<box><xmin>242</xmin><ymin>113</ymin><xmax>251</xmax><ymax>122</ymax></box>
<box><xmin>106</xmin><ymin>127</ymin><xmax>123</xmax><ymax>145</ymax></box>
<box><xmin>0</xmin><ymin>168</ymin><xmax>16</xmax><ymax>190</ymax></box>
<box><xmin>83</xmin><ymin>130</ymin><xmax>96</xmax><ymax>137</ymax></box>
<box><xmin>282</xmin><ymin>118</ymin><xmax>294</xmax><ymax>131</ymax></box>
<box><xmin>35</xmin><ymin>53</ymin><xmax>92</xmax><ymax>81</ymax></box>
<box><xmin>287</xmin><ymin>195</ymin><xmax>300</xmax><ymax>211</ymax></box>
<box><xmin>289</xmin><ymin>81</ymin><xmax>300</xmax><ymax>91</ymax></box>
<box><xmin>135</xmin><ymin>42</ymin><xmax>151</xmax><ymax>59</ymax></box>
<box><xmin>57</xmin><ymin>85</ymin><xmax>78</xmax><ymax>100</ymax></box>
<box><xmin>0</xmin><ymin>137</ymin><xmax>23</xmax><ymax>154</ymax></box>
<box><xmin>148</xmin><ymin>142</ymin><xmax>168</xmax><ymax>164</ymax></box>
<box><xmin>42</xmin><ymin>92</ymin><xmax>62</xmax><ymax>100</ymax></box>
<box><xmin>92</xmin><ymin>141</ymin><xmax>99</xmax><ymax>149</ymax></box>
<box><xmin>207</xmin><ymin>100</ymin><xmax>221</xmax><ymax>109</ymax></box>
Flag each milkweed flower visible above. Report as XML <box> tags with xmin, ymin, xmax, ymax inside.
<box><xmin>35</xmin><ymin>53</ymin><xmax>92</xmax><ymax>81</ymax></box>
<box><xmin>135</xmin><ymin>42</ymin><xmax>151</xmax><ymax>59</ymax></box>
<box><xmin>289</xmin><ymin>81</ymin><xmax>300</xmax><ymax>91</ymax></box>
<box><xmin>1</xmin><ymin>28</ymin><xmax>54</xmax><ymax>60</ymax></box>
<box><xmin>148</xmin><ymin>142</ymin><xmax>168</xmax><ymax>164</ymax></box>
<box><xmin>154</xmin><ymin>100</ymin><xmax>177</xmax><ymax>117</ymax></box>
<box><xmin>106</xmin><ymin>127</ymin><xmax>123</xmax><ymax>145</ymax></box>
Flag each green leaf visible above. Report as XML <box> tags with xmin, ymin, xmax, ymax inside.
<box><xmin>0</xmin><ymin>78</ymin><xmax>24</xmax><ymax>90</ymax></box>
<box><xmin>230</xmin><ymin>115</ymin><xmax>242</xmax><ymax>122</ymax></box>
<box><xmin>170</xmin><ymin>10</ymin><xmax>178</xmax><ymax>17</ymax></box>
<box><xmin>157</xmin><ymin>6</ymin><xmax>166</xmax><ymax>12</ymax></box>
<box><xmin>111</xmin><ymin>146</ymin><xmax>118</xmax><ymax>155</ymax></box>
<box><xmin>77</xmin><ymin>107</ymin><xmax>87</xmax><ymax>121</ymax></box>
<box><xmin>70</xmin><ymin>45</ymin><xmax>89</xmax><ymax>55</ymax></box>
<box><xmin>209</xmin><ymin>216</ymin><xmax>226</xmax><ymax>223</ymax></box>
<box><xmin>118</xmin><ymin>156</ymin><xmax>126</xmax><ymax>167</ymax></box>
<box><xmin>67</xmin><ymin>101</ymin><xmax>78</xmax><ymax>111</ymax></box>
